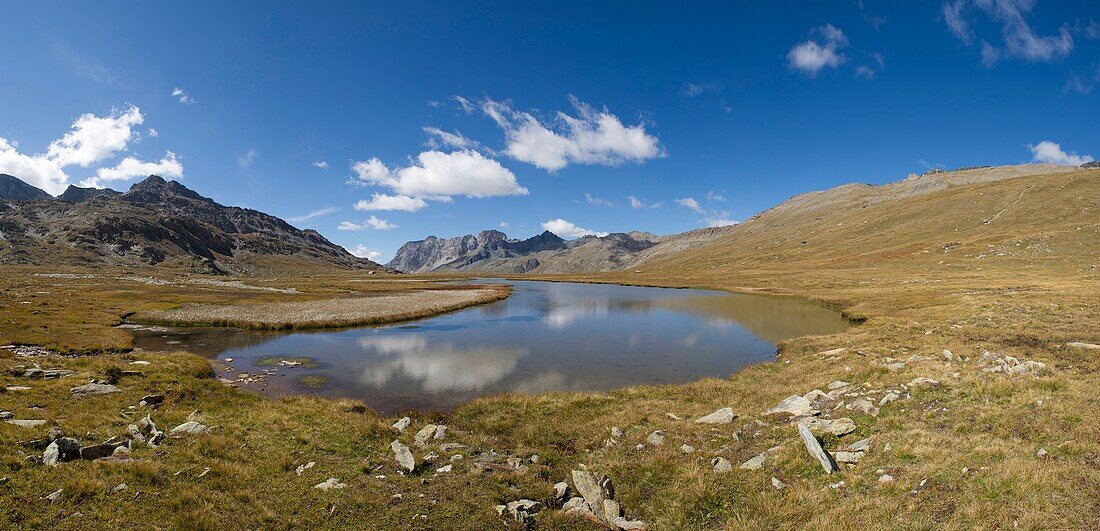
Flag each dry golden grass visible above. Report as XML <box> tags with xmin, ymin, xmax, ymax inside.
<box><xmin>133</xmin><ymin>286</ymin><xmax>509</xmax><ymax>330</ymax></box>
<box><xmin>1</xmin><ymin>167</ymin><xmax>1099</xmax><ymax>529</ymax></box>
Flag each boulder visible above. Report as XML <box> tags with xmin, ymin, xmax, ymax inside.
<box><xmin>646</xmin><ymin>430</ymin><xmax>665</xmax><ymax>446</ymax></box>
<box><xmin>763</xmin><ymin>395</ymin><xmax>817</xmax><ymax>417</ymax></box>
<box><xmin>1009</xmin><ymin>360</ymin><xmax>1050</xmax><ymax>376</ymax></box>
<box><xmin>571</xmin><ymin>470</ymin><xmax>607</xmax><ymax>516</ymax></box>
<box><xmin>313</xmin><ymin>477</ymin><xmax>346</xmax><ymax>490</ymax></box>
<box><xmin>5</xmin><ymin>419</ymin><xmax>46</xmax><ymax>428</ymax></box>
<box><xmin>740</xmin><ymin>447</ymin><xmax>777</xmax><ymax>470</ymax></box>
<box><xmin>771</xmin><ymin>477</ymin><xmax>787</xmax><ymax>490</ymax></box>
<box><xmin>797</xmin><ymin>422</ymin><xmax>838</xmax><ymax>474</ymax></box>
<box><xmin>845</xmin><ymin>398</ymin><xmax>879</xmax><ymax>416</ymax></box>
<box><xmin>80</xmin><ymin>442</ymin><xmax>122</xmax><ymax>461</ymax></box>
<box><xmin>834</xmin><ymin>451</ymin><xmax>863</xmax><ymax>464</ymax></box>
<box><xmin>169</xmin><ymin>421</ymin><xmax>210</xmax><ymax>435</ymax></box>
<box><xmin>827</xmin><ymin>380</ymin><xmax>849</xmax><ymax>390</ymax></box>
<box><xmin>552</xmin><ymin>481</ymin><xmax>571</xmax><ymax>504</ymax></box>
<box><xmin>712</xmin><ymin>457</ymin><xmax>733</xmax><ymax>472</ymax></box>
<box><xmin>847</xmin><ymin>437</ymin><xmax>873</xmax><ymax>452</ymax></box>
<box><xmin>47</xmin><ymin>426</ymin><xmax>65</xmax><ymax>441</ymax></box>
<box><xmin>800</xmin><ymin>417</ymin><xmax>856</xmax><ymax>437</ymax></box>
<box><xmin>694</xmin><ymin>407</ymin><xmax>737</xmax><ymax>424</ymax></box>
<box><xmin>70</xmin><ymin>383</ymin><xmax>122</xmax><ymax>398</ymax></box>
<box><xmin>908</xmin><ymin>377</ymin><xmax>940</xmax><ymax>389</ymax></box>
<box><xmin>391</xmin><ymin>440</ymin><xmax>416</xmax><ymax>472</ymax></box>
<box><xmin>502</xmin><ymin>499</ymin><xmax>541</xmax><ymax>523</ymax></box>
<box><xmin>43</xmin><ymin>437</ymin><xmax>81</xmax><ymax>466</ymax></box>
<box><xmin>392</xmin><ymin>417</ymin><xmax>411</xmax><ymax>432</ymax></box>
<box><xmin>614</xmin><ymin>517</ymin><xmax>648</xmax><ymax>530</ymax></box>
<box><xmin>295</xmin><ymin>462</ymin><xmax>315</xmax><ymax>476</ymax></box>
<box><xmin>413</xmin><ymin>424</ymin><xmax>438</xmax><ymax>447</ymax></box>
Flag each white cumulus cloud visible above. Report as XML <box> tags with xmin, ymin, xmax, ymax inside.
<box><xmin>338</xmin><ymin>216</ymin><xmax>398</xmax><ymax>231</ymax></box>
<box><xmin>312</xmin><ymin>160</ymin><xmax>329</xmax><ymax>169</ymax></box>
<box><xmin>82</xmin><ymin>151</ymin><xmax>183</xmax><ymax>188</ymax></box>
<box><xmin>540</xmin><ymin>218</ymin><xmax>608</xmax><ymax>239</ymax></box>
<box><xmin>423</xmin><ymin>127</ymin><xmax>478</xmax><ymax>150</ymax></box>
<box><xmin>0</xmin><ymin>105</ymin><xmax>172</xmax><ymax>194</ymax></box>
<box><xmin>480</xmin><ymin>96</ymin><xmax>663</xmax><ymax>171</ymax></box>
<box><xmin>350</xmin><ymin>150</ymin><xmax>527</xmax><ymax>199</ymax></box>
<box><xmin>1029</xmin><ymin>141</ymin><xmax>1093</xmax><ymax>166</ymax></box>
<box><xmin>354</xmin><ymin>193</ymin><xmax>428</xmax><ymax>212</ymax></box>
<box><xmin>349</xmin><ymin>244</ymin><xmax>383</xmax><ymax>261</ymax></box>
<box><xmin>943</xmin><ymin>0</ymin><xmax>1073</xmax><ymax>66</ymax></box>
<box><xmin>628</xmin><ymin>195</ymin><xmax>645</xmax><ymax>209</ymax></box>
<box><xmin>788</xmin><ymin>24</ymin><xmax>848</xmax><ymax>75</ymax></box>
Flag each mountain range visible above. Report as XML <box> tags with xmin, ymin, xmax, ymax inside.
<box><xmin>386</xmin><ymin>163</ymin><xmax>1091</xmax><ymax>274</ymax></box>
<box><xmin>0</xmin><ymin>174</ymin><xmax>385</xmax><ymax>274</ymax></box>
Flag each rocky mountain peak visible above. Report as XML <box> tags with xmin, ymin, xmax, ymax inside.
<box><xmin>0</xmin><ymin>174</ymin><xmax>52</xmax><ymax>201</ymax></box>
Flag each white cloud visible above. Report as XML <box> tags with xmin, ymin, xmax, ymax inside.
<box><xmin>350</xmin><ymin>150</ymin><xmax>527</xmax><ymax>199</ymax></box>
<box><xmin>540</xmin><ymin>218</ymin><xmax>608</xmax><ymax>239</ymax></box>
<box><xmin>349</xmin><ymin>244</ymin><xmax>383</xmax><ymax>261</ymax></box>
<box><xmin>452</xmin><ymin>95</ymin><xmax>475</xmax><ymax>114</ymax></box>
<box><xmin>943</xmin><ymin>0</ymin><xmax>972</xmax><ymax>44</ymax></box>
<box><xmin>705</xmin><ymin>190</ymin><xmax>726</xmax><ymax>202</ymax></box>
<box><xmin>287</xmin><ymin>206</ymin><xmax>338</xmax><ymax>223</ymax></box>
<box><xmin>0</xmin><ymin>105</ymin><xmax>159</xmax><ymax>194</ymax></box>
<box><xmin>423</xmin><ymin>127</ymin><xmax>478</xmax><ymax>150</ymax></box>
<box><xmin>683</xmin><ymin>83</ymin><xmax>719</xmax><ymax>97</ymax></box>
<box><xmin>47</xmin><ymin>105</ymin><xmax>144</xmax><ymax>167</ymax></box>
<box><xmin>628</xmin><ymin>195</ymin><xmax>645</xmax><ymax>209</ymax></box>
<box><xmin>480</xmin><ymin>96</ymin><xmax>663</xmax><ymax>171</ymax></box>
<box><xmin>1029</xmin><ymin>140</ymin><xmax>1093</xmax><ymax>166</ymax></box>
<box><xmin>354</xmin><ymin>193</ymin><xmax>428</xmax><ymax>212</ymax></box>
<box><xmin>172</xmin><ymin>88</ymin><xmax>193</xmax><ymax>104</ymax></box>
<box><xmin>82</xmin><ymin>151</ymin><xmax>183</xmax><ymax>188</ymax></box>
<box><xmin>584</xmin><ymin>193</ymin><xmax>614</xmax><ymax>207</ymax></box>
<box><xmin>498</xmin><ymin>221</ymin><xmax>510</xmax><ymax>228</ymax></box>
<box><xmin>944</xmin><ymin>1</ymin><xmax>1073</xmax><ymax>66</ymax></box>
<box><xmin>147</xmin><ymin>128</ymin><xmax>159</xmax><ymax>138</ymax></box>
<box><xmin>312</xmin><ymin>160</ymin><xmax>329</xmax><ymax>169</ymax></box>
<box><xmin>855</xmin><ymin>65</ymin><xmax>876</xmax><ymax>79</ymax></box>
<box><xmin>788</xmin><ymin>24</ymin><xmax>848</xmax><ymax>75</ymax></box>
<box><xmin>704</xmin><ymin>214</ymin><xmax>740</xmax><ymax>227</ymax></box>
<box><xmin>675</xmin><ymin>197</ymin><xmax>704</xmax><ymax>214</ymax></box>
<box><xmin>236</xmin><ymin>149</ymin><xmax>257</xmax><ymax>168</ymax></box>
<box><xmin>338</xmin><ymin>216</ymin><xmax>398</xmax><ymax>231</ymax></box>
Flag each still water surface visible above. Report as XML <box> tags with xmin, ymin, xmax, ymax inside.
<box><xmin>129</xmin><ymin>281</ymin><xmax>851</xmax><ymax>414</ymax></box>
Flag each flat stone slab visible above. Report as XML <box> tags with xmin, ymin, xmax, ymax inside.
<box><xmin>798</xmin><ymin>421</ymin><xmax>838</xmax><ymax>474</ymax></box>
<box><xmin>70</xmin><ymin>383</ymin><xmax>122</xmax><ymax>398</ymax></box>
<box><xmin>695</xmin><ymin>407</ymin><xmax>737</xmax><ymax>424</ymax></box>
<box><xmin>5</xmin><ymin>419</ymin><xmax>47</xmax><ymax>428</ymax></box>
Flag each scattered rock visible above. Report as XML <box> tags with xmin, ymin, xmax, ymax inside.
<box><xmin>313</xmin><ymin>478</ymin><xmax>346</xmax><ymax>490</ymax></box>
<box><xmin>552</xmin><ymin>481</ymin><xmax>571</xmax><ymax>504</ymax></box>
<box><xmin>680</xmin><ymin>444</ymin><xmax>695</xmax><ymax>454</ymax></box>
<box><xmin>1009</xmin><ymin>360</ymin><xmax>1050</xmax><ymax>376</ymax></box>
<box><xmin>47</xmin><ymin>426</ymin><xmax>64</xmax><ymax>441</ymax></box>
<box><xmin>112</xmin><ymin>483</ymin><xmax>127</xmax><ymax>493</ymax></box>
<box><xmin>613</xmin><ymin>517</ymin><xmax>647</xmax><ymax>530</ymax></box>
<box><xmin>391</xmin><ymin>440</ymin><xmax>416</xmax><ymax>472</ymax></box>
<box><xmin>819</xmin><ymin>348</ymin><xmax>847</xmax><ymax>356</ymax></box>
<box><xmin>44</xmin><ymin>489</ymin><xmax>63</xmax><ymax>502</ymax></box>
<box><xmin>1037</xmin><ymin>448</ymin><xmax>1048</xmax><ymax>458</ymax></box>
<box><xmin>43</xmin><ymin>437</ymin><xmax>81</xmax><ymax>466</ymax></box>
<box><xmin>845</xmin><ymin>398</ymin><xmax>879</xmax><ymax>416</ymax></box>
<box><xmin>800</xmin><ymin>417</ymin><xmax>856</xmax><ymax>437</ymax></box>
<box><xmin>883</xmin><ymin>362</ymin><xmax>906</xmax><ymax>372</ymax></box>
<box><xmin>666</xmin><ymin>412</ymin><xmax>682</xmax><ymax>421</ymax></box>
<box><xmin>296</xmin><ymin>462</ymin><xmax>315</xmax><ymax>476</ymax></box>
<box><xmin>740</xmin><ymin>447</ymin><xmax>779</xmax><ymax>470</ymax></box>
<box><xmin>439</xmin><ymin>442</ymin><xmax>466</xmax><ymax>452</ymax></box>
<box><xmin>834</xmin><ymin>451</ymin><xmax>863</xmax><ymax>464</ymax></box>
<box><xmin>646</xmin><ymin>430</ymin><xmax>665</xmax><ymax>446</ymax></box>
<box><xmin>20</xmin><ymin>368</ymin><xmax>75</xmax><ymax>379</ymax></box>
<box><xmin>70</xmin><ymin>383</ymin><xmax>122</xmax><ymax>398</ymax></box>
<box><xmin>610</xmin><ymin>426</ymin><xmax>623</xmax><ymax>438</ymax></box>
<box><xmin>764</xmin><ymin>395</ymin><xmax>818</xmax><ymax>417</ymax></box>
<box><xmin>571</xmin><ymin>470</ymin><xmax>608</xmax><ymax>517</ymax></box>
<box><xmin>847</xmin><ymin>437</ymin><xmax>873</xmax><ymax>453</ymax></box>
<box><xmin>712</xmin><ymin>457</ymin><xmax>733</xmax><ymax>472</ymax></box>
<box><xmin>498</xmin><ymin>499</ymin><xmax>541</xmax><ymax>524</ymax></box>
<box><xmin>435</xmin><ymin>464</ymin><xmax>452</xmax><ymax>473</ymax></box>
<box><xmin>169</xmin><ymin>421</ymin><xmax>210</xmax><ymax>435</ymax></box>
<box><xmin>879</xmin><ymin>391</ymin><xmax>901</xmax><ymax>406</ymax></box>
<box><xmin>827</xmin><ymin>380</ymin><xmax>849</xmax><ymax>390</ymax></box>
<box><xmin>5</xmin><ymin>419</ymin><xmax>47</xmax><ymax>428</ymax></box>
<box><xmin>413</xmin><ymin>424</ymin><xmax>438</xmax><ymax>447</ymax></box>
<box><xmin>80</xmin><ymin>442</ymin><xmax>123</xmax><ymax>461</ymax></box>
<box><xmin>0</xmin><ymin>411</ymin><xmax>12</xmax><ymax>419</ymax></box>
<box><xmin>392</xmin><ymin>417</ymin><xmax>411</xmax><ymax>432</ymax></box>
<box><xmin>908</xmin><ymin>377</ymin><xmax>940</xmax><ymax>389</ymax></box>
<box><xmin>695</xmin><ymin>407</ymin><xmax>737</xmax><ymax>424</ymax></box>
<box><xmin>878</xmin><ymin>474</ymin><xmax>894</xmax><ymax>483</ymax></box>
<box><xmin>138</xmin><ymin>394</ymin><xmax>164</xmax><ymax>407</ymax></box>
<box><xmin>797</xmin><ymin>422</ymin><xmax>838</xmax><ymax>474</ymax></box>
<box><xmin>1066</xmin><ymin>342</ymin><xmax>1100</xmax><ymax>350</ymax></box>
<box><xmin>771</xmin><ymin>477</ymin><xmax>787</xmax><ymax>490</ymax></box>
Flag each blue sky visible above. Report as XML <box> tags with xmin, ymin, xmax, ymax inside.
<box><xmin>1</xmin><ymin>1</ymin><xmax>1097</xmax><ymax>262</ymax></box>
